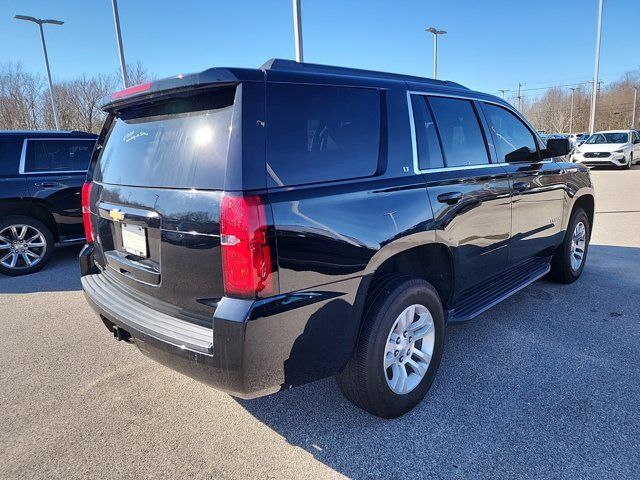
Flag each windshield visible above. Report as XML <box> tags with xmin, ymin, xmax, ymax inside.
<box><xmin>585</xmin><ymin>132</ymin><xmax>629</xmax><ymax>144</ymax></box>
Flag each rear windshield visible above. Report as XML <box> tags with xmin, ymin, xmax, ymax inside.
<box><xmin>95</xmin><ymin>93</ymin><xmax>234</xmax><ymax>189</ymax></box>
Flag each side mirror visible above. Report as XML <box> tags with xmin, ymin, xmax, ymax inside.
<box><xmin>542</xmin><ymin>138</ymin><xmax>571</xmax><ymax>159</ymax></box>
<box><xmin>633</xmin><ymin>138</ymin><xmax>640</xmax><ymax>144</ymax></box>
<box><xmin>505</xmin><ymin>146</ymin><xmax>536</xmax><ymax>163</ymax></box>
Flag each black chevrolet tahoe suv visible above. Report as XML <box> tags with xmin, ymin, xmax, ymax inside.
<box><xmin>0</xmin><ymin>130</ymin><xmax>97</xmax><ymax>275</ymax></box>
<box><xmin>80</xmin><ymin>60</ymin><xmax>594</xmax><ymax>418</ymax></box>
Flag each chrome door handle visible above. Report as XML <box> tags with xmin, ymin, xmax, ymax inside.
<box><xmin>437</xmin><ymin>191</ymin><xmax>463</xmax><ymax>205</ymax></box>
<box><xmin>513</xmin><ymin>181</ymin><xmax>528</xmax><ymax>192</ymax></box>
<box><xmin>34</xmin><ymin>181</ymin><xmax>61</xmax><ymax>187</ymax></box>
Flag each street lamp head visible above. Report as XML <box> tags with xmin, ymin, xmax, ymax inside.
<box><xmin>426</xmin><ymin>27</ymin><xmax>446</xmax><ymax>35</ymax></box>
<box><xmin>15</xmin><ymin>15</ymin><xmax>64</xmax><ymax>26</ymax></box>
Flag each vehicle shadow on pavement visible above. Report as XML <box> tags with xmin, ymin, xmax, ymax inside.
<box><xmin>236</xmin><ymin>244</ymin><xmax>640</xmax><ymax>479</ymax></box>
<box><xmin>0</xmin><ymin>245</ymin><xmax>82</xmax><ymax>293</ymax></box>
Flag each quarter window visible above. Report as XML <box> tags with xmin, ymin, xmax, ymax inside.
<box><xmin>266</xmin><ymin>83</ymin><xmax>380</xmax><ymax>187</ymax></box>
<box><xmin>482</xmin><ymin>103</ymin><xmax>539</xmax><ymax>163</ymax></box>
<box><xmin>427</xmin><ymin>97</ymin><xmax>489</xmax><ymax>167</ymax></box>
<box><xmin>24</xmin><ymin>139</ymin><xmax>95</xmax><ymax>173</ymax></box>
<box><xmin>411</xmin><ymin>95</ymin><xmax>444</xmax><ymax>170</ymax></box>
<box><xmin>0</xmin><ymin>138</ymin><xmax>23</xmax><ymax>175</ymax></box>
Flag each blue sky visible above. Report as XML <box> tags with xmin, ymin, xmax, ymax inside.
<box><xmin>1</xmin><ymin>0</ymin><xmax>638</xmax><ymax>97</ymax></box>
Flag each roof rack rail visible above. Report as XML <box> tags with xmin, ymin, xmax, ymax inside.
<box><xmin>260</xmin><ymin>58</ymin><xmax>468</xmax><ymax>89</ymax></box>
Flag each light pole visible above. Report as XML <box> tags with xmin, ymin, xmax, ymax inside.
<box><xmin>632</xmin><ymin>86</ymin><xmax>638</xmax><ymax>129</ymax></box>
<box><xmin>589</xmin><ymin>0</ymin><xmax>604</xmax><ymax>134</ymax></box>
<box><xmin>425</xmin><ymin>27</ymin><xmax>446</xmax><ymax>79</ymax></box>
<box><xmin>569</xmin><ymin>87</ymin><xmax>576</xmax><ymax>134</ymax></box>
<box><xmin>498</xmin><ymin>89</ymin><xmax>508</xmax><ymax>100</ymax></box>
<box><xmin>517</xmin><ymin>82</ymin><xmax>523</xmax><ymax>111</ymax></box>
<box><xmin>292</xmin><ymin>0</ymin><xmax>304</xmax><ymax>62</ymax></box>
<box><xmin>14</xmin><ymin>15</ymin><xmax>62</xmax><ymax>130</ymax></box>
<box><xmin>111</xmin><ymin>0</ymin><xmax>129</xmax><ymax>87</ymax></box>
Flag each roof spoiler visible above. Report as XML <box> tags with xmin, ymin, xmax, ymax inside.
<box><xmin>101</xmin><ymin>67</ymin><xmax>263</xmax><ymax>111</ymax></box>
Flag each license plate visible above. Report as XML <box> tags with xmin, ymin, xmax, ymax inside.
<box><xmin>121</xmin><ymin>223</ymin><xmax>148</xmax><ymax>257</ymax></box>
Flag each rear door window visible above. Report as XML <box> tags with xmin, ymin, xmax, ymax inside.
<box><xmin>427</xmin><ymin>97</ymin><xmax>489</xmax><ymax>167</ymax></box>
<box><xmin>24</xmin><ymin>139</ymin><xmax>95</xmax><ymax>173</ymax></box>
<box><xmin>266</xmin><ymin>83</ymin><xmax>380</xmax><ymax>187</ymax></box>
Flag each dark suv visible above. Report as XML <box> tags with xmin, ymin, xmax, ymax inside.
<box><xmin>0</xmin><ymin>130</ymin><xmax>97</xmax><ymax>275</ymax></box>
<box><xmin>80</xmin><ymin>60</ymin><xmax>594</xmax><ymax>418</ymax></box>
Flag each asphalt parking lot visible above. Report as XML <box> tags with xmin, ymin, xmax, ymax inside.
<box><xmin>1</xmin><ymin>167</ymin><xmax>639</xmax><ymax>480</ymax></box>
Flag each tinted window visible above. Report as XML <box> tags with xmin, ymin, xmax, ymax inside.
<box><xmin>267</xmin><ymin>84</ymin><xmax>380</xmax><ymax>187</ymax></box>
<box><xmin>428</xmin><ymin>97</ymin><xmax>489</xmax><ymax>167</ymax></box>
<box><xmin>96</xmin><ymin>106</ymin><xmax>233</xmax><ymax>189</ymax></box>
<box><xmin>411</xmin><ymin>95</ymin><xmax>444</xmax><ymax>170</ymax></box>
<box><xmin>25</xmin><ymin>139</ymin><xmax>95</xmax><ymax>173</ymax></box>
<box><xmin>483</xmin><ymin>103</ymin><xmax>539</xmax><ymax>163</ymax></box>
<box><xmin>0</xmin><ymin>138</ymin><xmax>23</xmax><ymax>175</ymax></box>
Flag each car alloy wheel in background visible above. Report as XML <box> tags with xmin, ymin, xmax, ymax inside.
<box><xmin>0</xmin><ymin>224</ymin><xmax>47</xmax><ymax>271</ymax></box>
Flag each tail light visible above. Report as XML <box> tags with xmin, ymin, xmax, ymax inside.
<box><xmin>220</xmin><ymin>193</ymin><xmax>275</xmax><ymax>298</ymax></box>
<box><xmin>81</xmin><ymin>182</ymin><xmax>94</xmax><ymax>244</ymax></box>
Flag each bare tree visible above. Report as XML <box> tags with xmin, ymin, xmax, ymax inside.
<box><xmin>0</xmin><ymin>63</ymin><xmax>46</xmax><ymax>130</ymax></box>
<box><xmin>522</xmin><ymin>68</ymin><xmax>640</xmax><ymax>133</ymax></box>
<box><xmin>0</xmin><ymin>61</ymin><xmax>151</xmax><ymax>133</ymax></box>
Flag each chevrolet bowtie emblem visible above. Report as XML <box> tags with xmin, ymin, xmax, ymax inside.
<box><xmin>109</xmin><ymin>209</ymin><xmax>125</xmax><ymax>222</ymax></box>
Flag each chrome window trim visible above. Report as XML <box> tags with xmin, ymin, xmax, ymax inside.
<box><xmin>19</xmin><ymin>138</ymin><xmax>95</xmax><ymax>175</ymax></box>
<box><xmin>406</xmin><ymin>90</ymin><xmax>552</xmax><ymax>174</ymax></box>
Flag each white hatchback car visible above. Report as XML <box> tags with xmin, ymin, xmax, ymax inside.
<box><xmin>572</xmin><ymin>130</ymin><xmax>640</xmax><ymax>169</ymax></box>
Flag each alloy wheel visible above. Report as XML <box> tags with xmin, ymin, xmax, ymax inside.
<box><xmin>384</xmin><ymin>304</ymin><xmax>435</xmax><ymax>395</ymax></box>
<box><xmin>0</xmin><ymin>224</ymin><xmax>47</xmax><ymax>270</ymax></box>
<box><xmin>570</xmin><ymin>221</ymin><xmax>586</xmax><ymax>272</ymax></box>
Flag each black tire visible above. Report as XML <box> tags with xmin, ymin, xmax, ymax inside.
<box><xmin>548</xmin><ymin>208</ymin><xmax>590</xmax><ymax>284</ymax></box>
<box><xmin>0</xmin><ymin>215</ymin><xmax>54</xmax><ymax>276</ymax></box>
<box><xmin>336</xmin><ymin>276</ymin><xmax>445</xmax><ymax>418</ymax></box>
<box><xmin>623</xmin><ymin>156</ymin><xmax>631</xmax><ymax>169</ymax></box>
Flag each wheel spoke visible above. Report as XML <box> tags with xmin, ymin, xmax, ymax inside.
<box><xmin>387</xmin><ymin>332</ymin><xmax>400</xmax><ymax>350</ymax></box>
<box><xmin>18</xmin><ymin>226</ymin><xmax>28</xmax><ymax>240</ymax></box>
<box><xmin>25</xmin><ymin>250</ymin><xmax>40</xmax><ymax>260</ymax></box>
<box><xmin>21</xmin><ymin>252</ymin><xmax>32</xmax><ymax>266</ymax></box>
<box><xmin>27</xmin><ymin>241</ymin><xmax>45</xmax><ymax>248</ymax></box>
<box><xmin>408</xmin><ymin>312</ymin><xmax>427</xmax><ymax>330</ymax></box>
<box><xmin>8</xmin><ymin>252</ymin><xmax>18</xmax><ymax>268</ymax></box>
<box><xmin>411</xmin><ymin>321</ymin><xmax>434</xmax><ymax>341</ymax></box>
<box><xmin>0</xmin><ymin>251</ymin><xmax>12</xmax><ymax>263</ymax></box>
<box><xmin>400</xmin><ymin>305</ymin><xmax>415</xmax><ymax>330</ymax></box>
<box><xmin>412</xmin><ymin>345</ymin><xmax>433</xmax><ymax>362</ymax></box>
<box><xmin>25</xmin><ymin>234</ymin><xmax>41</xmax><ymax>243</ymax></box>
<box><xmin>406</xmin><ymin>357</ymin><xmax>428</xmax><ymax>377</ymax></box>
<box><xmin>0</xmin><ymin>244</ymin><xmax>10</xmax><ymax>250</ymax></box>
<box><xmin>384</xmin><ymin>352</ymin><xmax>396</xmax><ymax>369</ymax></box>
<box><xmin>391</xmin><ymin>364</ymin><xmax>408</xmax><ymax>394</ymax></box>
<box><xmin>10</xmin><ymin>226</ymin><xmax>19</xmax><ymax>240</ymax></box>
<box><xmin>0</xmin><ymin>235</ymin><xmax>11</xmax><ymax>244</ymax></box>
